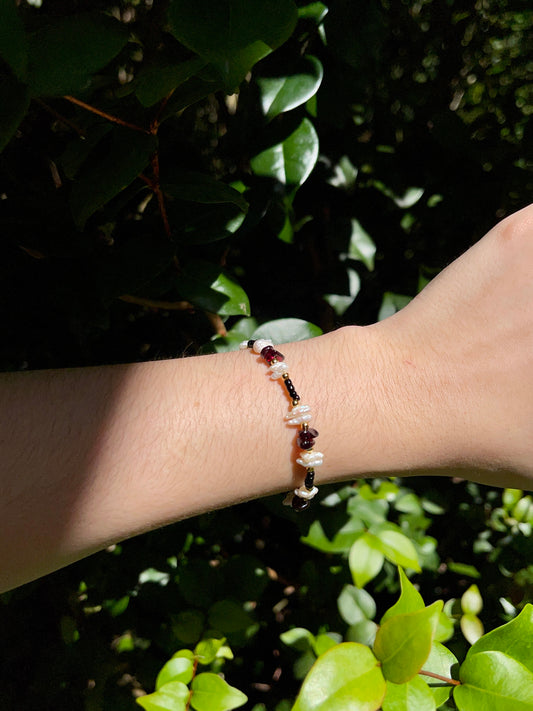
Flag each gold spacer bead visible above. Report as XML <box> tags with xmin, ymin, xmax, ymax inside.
<box><xmin>302</xmin><ymin>423</ymin><xmax>309</xmax><ymax>432</ymax></box>
<box><xmin>292</xmin><ymin>398</ymin><xmax>300</xmax><ymax>407</ymax></box>
<box><xmin>282</xmin><ymin>373</ymin><xmax>290</xmax><ymax>380</ymax></box>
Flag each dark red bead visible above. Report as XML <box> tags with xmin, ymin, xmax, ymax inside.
<box><xmin>297</xmin><ymin>428</ymin><xmax>319</xmax><ymax>449</ymax></box>
<box><xmin>291</xmin><ymin>495</ymin><xmax>310</xmax><ymax>512</ymax></box>
<box><xmin>261</xmin><ymin>346</ymin><xmax>284</xmax><ymax>363</ymax></box>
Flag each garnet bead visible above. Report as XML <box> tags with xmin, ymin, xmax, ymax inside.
<box><xmin>297</xmin><ymin>428</ymin><xmax>319</xmax><ymax>449</ymax></box>
<box><xmin>291</xmin><ymin>495</ymin><xmax>310</xmax><ymax>511</ymax></box>
<box><xmin>261</xmin><ymin>346</ymin><xmax>284</xmax><ymax>363</ymax></box>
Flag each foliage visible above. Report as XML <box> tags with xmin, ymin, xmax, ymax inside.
<box><xmin>0</xmin><ymin>0</ymin><xmax>532</xmax><ymax>709</ymax></box>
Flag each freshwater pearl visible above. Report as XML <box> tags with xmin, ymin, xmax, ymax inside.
<box><xmin>296</xmin><ymin>450</ymin><xmax>324</xmax><ymax>467</ymax></box>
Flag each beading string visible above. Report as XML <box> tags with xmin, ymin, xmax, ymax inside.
<box><xmin>240</xmin><ymin>338</ymin><xmax>322</xmax><ymax>511</ymax></box>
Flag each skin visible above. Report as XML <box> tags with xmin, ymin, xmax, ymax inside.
<box><xmin>1</xmin><ymin>204</ymin><xmax>532</xmax><ymax>592</ymax></box>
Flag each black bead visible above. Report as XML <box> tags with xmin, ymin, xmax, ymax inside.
<box><xmin>291</xmin><ymin>495</ymin><xmax>310</xmax><ymax>512</ymax></box>
<box><xmin>247</xmin><ymin>339</ymin><xmax>255</xmax><ymax>349</ymax></box>
<box><xmin>305</xmin><ymin>469</ymin><xmax>315</xmax><ymax>489</ymax></box>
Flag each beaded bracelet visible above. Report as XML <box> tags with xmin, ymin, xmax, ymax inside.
<box><xmin>239</xmin><ymin>338</ymin><xmax>322</xmax><ymax>511</ymax></box>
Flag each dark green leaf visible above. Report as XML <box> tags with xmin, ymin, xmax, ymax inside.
<box><xmin>28</xmin><ymin>13</ymin><xmax>129</xmax><ymax>96</ymax></box>
<box><xmin>190</xmin><ymin>672</ymin><xmax>247</xmax><ymax>711</ymax></box>
<box><xmin>70</xmin><ymin>130</ymin><xmax>156</xmax><ymax>228</ymax></box>
<box><xmin>164</xmin><ymin>174</ymin><xmax>248</xmax><ymax>212</ymax></box>
<box><xmin>257</xmin><ymin>55</ymin><xmax>323</xmax><ymax>119</ymax></box>
<box><xmin>136</xmin><ymin>56</ymin><xmax>207</xmax><ymax>107</ymax></box>
<box><xmin>0</xmin><ymin>1</ymin><xmax>28</xmax><ymax>80</ymax></box>
<box><xmin>0</xmin><ymin>72</ymin><xmax>29</xmax><ymax>154</ymax></box>
<box><xmin>373</xmin><ymin>602</ymin><xmax>443</xmax><ymax>684</ymax></box>
<box><xmin>292</xmin><ymin>643</ymin><xmax>386</xmax><ymax>711</ymax></box>
<box><xmin>168</xmin><ymin>0</ymin><xmax>297</xmax><ymax>90</ymax></box>
<box><xmin>208</xmin><ymin>600</ymin><xmax>253</xmax><ymax>634</ymax></box>
<box><xmin>420</xmin><ymin>642</ymin><xmax>458</xmax><ymax>708</ymax></box>
<box><xmin>178</xmin><ymin>261</ymin><xmax>250</xmax><ymax>317</ymax></box>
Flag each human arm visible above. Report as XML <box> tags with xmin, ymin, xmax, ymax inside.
<box><xmin>1</xmin><ymin>204</ymin><xmax>533</xmax><ymax>591</ymax></box>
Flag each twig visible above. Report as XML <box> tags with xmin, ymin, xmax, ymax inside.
<box><xmin>119</xmin><ymin>294</ymin><xmax>194</xmax><ymax>311</ymax></box>
<box><xmin>419</xmin><ymin>670</ymin><xmax>461</xmax><ymax>686</ymax></box>
<box><xmin>34</xmin><ymin>98</ymin><xmax>86</xmax><ymax>138</ymax></box>
<box><xmin>63</xmin><ymin>95</ymin><xmax>150</xmax><ymax>134</ymax></box>
<box><xmin>150</xmin><ymin>152</ymin><xmax>172</xmax><ymax>238</ymax></box>
<box><xmin>150</xmin><ymin>89</ymin><xmax>175</xmax><ymax>134</ymax></box>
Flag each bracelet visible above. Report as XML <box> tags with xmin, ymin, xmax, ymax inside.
<box><xmin>239</xmin><ymin>338</ymin><xmax>322</xmax><ymax>511</ymax></box>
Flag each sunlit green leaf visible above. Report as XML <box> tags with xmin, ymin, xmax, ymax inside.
<box><xmin>346</xmin><ymin>219</ymin><xmax>376</xmax><ymax>270</ymax></box>
<box><xmin>338</xmin><ymin>584</ymin><xmax>377</xmax><ymax>625</ymax></box>
<box><xmin>190</xmin><ymin>673</ymin><xmax>247</xmax><ymax>711</ymax></box>
<box><xmin>253</xmin><ymin>318</ymin><xmax>322</xmax><ymax>343</ymax></box>
<box><xmin>136</xmin><ymin>681</ymin><xmax>189</xmax><ymax>711</ymax></box>
<box><xmin>280</xmin><ymin>627</ymin><xmax>316</xmax><ymax>653</ymax></box>
<box><xmin>156</xmin><ymin>656</ymin><xmax>194</xmax><ymax>689</ymax></box>
<box><xmin>251</xmin><ymin>118</ymin><xmax>319</xmax><ymax>188</ymax></box>
<box><xmin>465</xmin><ymin>604</ymin><xmax>533</xmax><ymax>672</ymax></box>
<box><xmin>292</xmin><ymin>643</ymin><xmax>386</xmax><ymax>711</ymax></box>
<box><xmin>373</xmin><ymin>530</ymin><xmax>421</xmax><ymax>572</ymax></box>
<box><xmin>349</xmin><ymin>533</ymin><xmax>385</xmax><ymax>588</ymax></box>
<box><xmin>454</xmin><ymin>650</ymin><xmax>533</xmax><ymax>711</ymax></box>
<box><xmin>461</xmin><ymin>585</ymin><xmax>483</xmax><ymax>616</ymax></box>
<box><xmin>373</xmin><ymin>602</ymin><xmax>443</xmax><ymax>684</ymax></box>
<box><xmin>257</xmin><ymin>56</ymin><xmax>323</xmax><ymax>119</ymax></box>
<box><xmin>302</xmin><ymin>519</ymin><xmax>364</xmax><ymax>554</ymax></box>
<box><xmin>382</xmin><ymin>676</ymin><xmax>436</xmax><ymax>711</ymax></box>
<box><xmin>421</xmin><ymin>642</ymin><xmax>458</xmax><ymax>708</ymax></box>
<box><xmin>178</xmin><ymin>261</ymin><xmax>250</xmax><ymax>317</ymax></box>
<box><xmin>194</xmin><ymin>638</ymin><xmax>227</xmax><ymax>665</ymax></box>
<box><xmin>380</xmin><ymin>568</ymin><xmax>424</xmax><ymax>624</ymax></box>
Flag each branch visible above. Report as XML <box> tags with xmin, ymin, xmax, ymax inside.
<box><xmin>419</xmin><ymin>669</ymin><xmax>461</xmax><ymax>686</ymax></box>
<box><xmin>119</xmin><ymin>294</ymin><xmax>194</xmax><ymax>311</ymax></box>
<box><xmin>63</xmin><ymin>96</ymin><xmax>150</xmax><ymax>135</ymax></box>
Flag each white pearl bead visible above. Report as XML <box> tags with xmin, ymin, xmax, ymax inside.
<box><xmin>284</xmin><ymin>404</ymin><xmax>312</xmax><ymax>425</ymax></box>
<box><xmin>296</xmin><ymin>450</ymin><xmax>324</xmax><ymax>467</ymax></box>
<box><xmin>239</xmin><ymin>340</ymin><xmax>249</xmax><ymax>350</ymax></box>
<box><xmin>294</xmin><ymin>485</ymin><xmax>319</xmax><ymax>500</ymax></box>
<box><xmin>253</xmin><ymin>339</ymin><xmax>273</xmax><ymax>353</ymax></box>
<box><xmin>269</xmin><ymin>361</ymin><xmax>289</xmax><ymax>379</ymax></box>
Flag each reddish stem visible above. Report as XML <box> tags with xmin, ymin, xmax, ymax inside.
<box><xmin>63</xmin><ymin>95</ymin><xmax>150</xmax><ymax>134</ymax></box>
<box><xmin>420</xmin><ymin>670</ymin><xmax>461</xmax><ymax>686</ymax></box>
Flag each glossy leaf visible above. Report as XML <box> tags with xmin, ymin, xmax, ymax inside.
<box><xmin>465</xmin><ymin>604</ymin><xmax>533</xmax><ymax>672</ymax></box>
<box><xmin>292</xmin><ymin>643</ymin><xmax>386</xmax><ymax>711</ymax></box>
<box><xmin>461</xmin><ymin>613</ymin><xmax>484</xmax><ymax>645</ymax></box>
<box><xmin>461</xmin><ymin>585</ymin><xmax>483</xmax><ymax>615</ymax></box>
<box><xmin>164</xmin><ymin>174</ymin><xmax>248</xmax><ymax>212</ymax></box>
<box><xmin>373</xmin><ymin>530</ymin><xmax>421</xmax><ymax>572</ymax></box>
<box><xmin>346</xmin><ymin>620</ymin><xmax>379</xmax><ymax>647</ymax></box>
<box><xmin>0</xmin><ymin>73</ymin><xmax>30</xmax><ymax>154</ymax></box>
<box><xmin>156</xmin><ymin>656</ymin><xmax>194</xmax><ymax>689</ymax></box>
<box><xmin>421</xmin><ymin>642</ymin><xmax>458</xmax><ymax>708</ymax></box>
<box><xmin>349</xmin><ymin>533</ymin><xmax>385</xmax><ymax>588</ymax></box>
<box><xmin>28</xmin><ymin>13</ymin><xmax>129</xmax><ymax>96</ymax></box>
<box><xmin>70</xmin><ymin>130</ymin><xmax>157</xmax><ymax>228</ymax></box>
<box><xmin>302</xmin><ymin>519</ymin><xmax>364</xmax><ymax>554</ymax></box>
<box><xmin>178</xmin><ymin>261</ymin><xmax>250</xmax><ymax>317</ymax></box>
<box><xmin>253</xmin><ymin>318</ymin><xmax>322</xmax><ymax>343</ymax></box>
<box><xmin>382</xmin><ymin>676</ymin><xmax>436</xmax><ymax>711</ymax></box>
<box><xmin>136</xmin><ymin>681</ymin><xmax>189</xmax><ymax>711</ymax></box>
<box><xmin>338</xmin><ymin>584</ymin><xmax>377</xmax><ymax>625</ymax></box>
<box><xmin>0</xmin><ymin>1</ymin><xmax>28</xmax><ymax>80</ymax></box>
<box><xmin>380</xmin><ymin>568</ymin><xmax>424</xmax><ymax>624</ymax></box>
<box><xmin>194</xmin><ymin>638</ymin><xmax>228</xmax><ymax>665</ymax></box>
<box><xmin>323</xmin><ymin>268</ymin><xmax>361</xmax><ymax>316</ymax></box>
<box><xmin>346</xmin><ymin>219</ymin><xmax>376</xmax><ymax>271</ymax></box>
<box><xmin>251</xmin><ymin>118</ymin><xmax>319</xmax><ymax>187</ymax></box>
<box><xmin>280</xmin><ymin>627</ymin><xmax>316</xmax><ymax>653</ymax></box>
<box><xmin>190</xmin><ymin>672</ymin><xmax>247</xmax><ymax>711</ymax></box>
<box><xmin>454</xmin><ymin>650</ymin><xmax>533</xmax><ymax>711</ymax></box>
<box><xmin>373</xmin><ymin>602</ymin><xmax>443</xmax><ymax>684</ymax></box>
<box><xmin>136</xmin><ymin>56</ymin><xmax>207</xmax><ymax>107</ymax></box>
<box><xmin>257</xmin><ymin>56</ymin><xmax>323</xmax><ymax>119</ymax></box>
<box><xmin>168</xmin><ymin>0</ymin><xmax>297</xmax><ymax>90</ymax></box>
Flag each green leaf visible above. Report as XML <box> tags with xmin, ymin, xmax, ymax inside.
<box><xmin>252</xmin><ymin>318</ymin><xmax>322</xmax><ymax>343</ymax></box>
<box><xmin>338</xmin><ymin>584</ymin><xmax>377</xmax><ymax>626</ymax></box>
<box><xmin>323</xmin><ymin>268</ymin><xmax>360</xmax><ymax>316</ymax></box>
<box><xmin>461</xmin><ymin>614</ymin><xmax>484</xmax><ymax>645</ymax></box>
<box><xmin>454</xmin><ymin>650</ymin><xmax>533</xmax><ymax>711</ymax></box>
<box><xmin>302</xmin><ymin>519</ymin><xmax>364</xmax><ymax>554</ymax></box>
<box><xmin>292</xmin><ymin>643</ymin><xmax>386</xmax><ymax>711</ymax></box>
<box><xmin>171</xmin><ymin>610</ymin><xmax>205</xmax><ymax>645</ymax></box>
<box><xmin>208</xmin><ymin>600</ymin><xmax>253</xmax><ymax>635</ymax></box>
<box><xmin>349</xmin><ymin>533</ymin><xmax>385</xmax><ymax>588</ymax></box>
<box><xmin>168</xmin><ymin>0</ymin><xmax>297</xmax><ymax>91</ymax></box>
<box><xmin>298</xmin><ymin>2</ymin><xmax>328</xmax><ymax>23</ymax></box>
<box><xmin>0</xmin><ymin>72</ymin><xmax>30</xmax><ymax>154</ymax></box>
<box><xmin>195</xmin><ymin>638</ymin><xmax>227</xmax><ymax>665</ymax></box>
<box><xmin>178</xmin><ymin>261</ymin><xmax>250</xmax><ymax>317</ymax></box>
<box><xmin>313</xmin><ymin>633</ymin><xmax>340</xmax><ymax>656</ymax></box>
<box><xmin>156</xmin><ymin>656</ymin><xmax>194</xmax><ymax>689</ymax></box>
<box><xmin>383</xmin><ymin>676</ymin><xmax>436</xmax><ymax>711</ymax></box>
<box><xmin>164</xmin><ymin>174</ymin><xmax>248</xmax><ymax>212</ymax></box>
<box><xmin>0</xmin><ymin>1</ymin><xmax>28</xmax><ymax>80</ymax></box>
<box><xmin>70</xmin><ymin>129</ymin><xmax>157</xmax><ymax>228</ymax></box>
<box><xmin>136</xmin><ymin>681</ymin><xmax>190</xmax><ymax>711</ymax></box>
<box><xmin>346</xmin><ymin>620</ymin><xmax>379</xmax><ymax>647</ymax></box>
<box><xmin>420</xmin><ymin>642</ymin><xmax>458</xmax><ymax>708</ymax></box>
<box><xmin>251</xmin><ymin>118</ymin><xmax>319</xmax><ymax>188</ymax></box>
<box><xmin>465</xmin><ymin>604</ymin><xmax>533</xmax><ymax>673</ymax></box>
<box><xmin>378</xmin><ymin>292</ymin><xmax>413</xmax><ymax>321</ymax></box>
<box><xmin>136</xmin><ymin>56</ymin><xmax>207</xmax><ymax>107</ymax></box>
<box><xmin>280</xmin><ymin>627</ymin><xmax>316</xmax><ymax>653</ymax></box>
<box><xmin>346</xmin><ymin>219</ymin><xmax>376</xmax><ymax>270</ymax></box>
<box><xmin>373</xmin><ymin>530</ymin><xmax>421</xmax><ymax>572</ymax></box>
<box><xmin>190</xmin><ymin>673</ymin><xmax>247</xmax><ymax>711</ymax></box>
<box><xmin>380</xmin><ymin>568</ymin><xmax>424</xmax><ymax>624</ymax></box>
<box><xmin>373</xmin><ymin>602</ymin><xmax>443</xmax><ymax>684</ymax></box>
<box><xmin>257</xmin><ymin>55</ymin><xmax>323</xmax><ymax>119</ymax></box>
<box><xmin>28</xmin><ymin>12</ymin><xmax>129</xmax><ymax>96</ymax></box>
